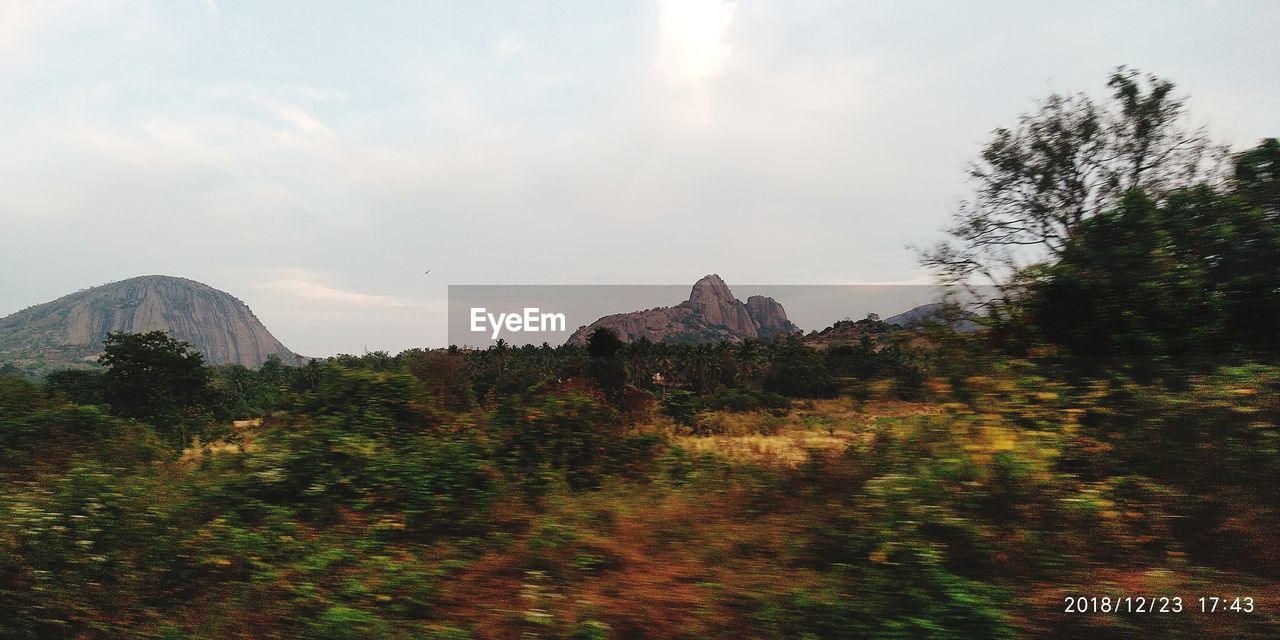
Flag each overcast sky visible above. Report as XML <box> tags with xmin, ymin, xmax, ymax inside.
<box><xmin>1</xmin><ymin>1</ymin><xmax>1277</xmax><ymax>355</ymax></box>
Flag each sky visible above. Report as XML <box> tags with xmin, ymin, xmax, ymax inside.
<box><xmin>1</xmin><ymin>0</ymin><xmax>1277</xmax><ymax>355</ymax></box>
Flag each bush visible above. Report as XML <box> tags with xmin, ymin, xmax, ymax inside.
<box><xmin>403</xmin><ymin>349</ymin><xmax>476</xmax><ymax>412</ymax></box>
<box><xmin>493</xmin><ymin>391</ymin><xmax>621</xmax><ymax>490</ymax></box>
<box><xmin>296</xmin><ymin>365</ymin><xmax>429</xmax><ymax>434</ymax></box>
<box><xmin>711</xmin><ymin>388</ymin><xmax>791</xmax><ymax>412</ymax></box>
<box><xmin>42</xmin><ymin>368</ymin><xmax>106</xmax><ymax>405</ymax></box>
<box><xmin>0</xmin><ymin>375</ymin><xmax>133</xmax><ymax>464</ymax></box>
<box><xmin>389</xmin><ymin>437</ymin><xmax>497</xmax><ymax>537</ymax></box>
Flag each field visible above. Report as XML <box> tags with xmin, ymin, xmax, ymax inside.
<box><xmin>5</xmin><ymin>349</ymin><xmax>1280</xmax><ymax>639</ymax></box>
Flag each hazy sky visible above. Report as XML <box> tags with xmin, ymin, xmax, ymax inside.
<box><xmin>1</xmin><ymin>1</ymin><xmax>1277</xmax><ymax>355</ymax></box>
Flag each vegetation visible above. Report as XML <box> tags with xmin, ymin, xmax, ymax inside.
<box><xmin>2</xmin><ymin>69</ymin><xmax>1278</xmax><ymax>638</ymax></box>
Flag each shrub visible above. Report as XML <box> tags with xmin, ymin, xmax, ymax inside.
<box><xmin>296</xmin><ymin>365</ymin><xmax>429</xmax><ymax>434</ymax></box>
<box><xmin>389</xmin><ymin>437</ymin><xmax>497</xmax><ymax>537</ymax></box>
<box><xmin>711</xmin><ymin>388</ymin><xmax>791</xmax><ymax>412</ymax></box>
<box><xmin>494</xmin><ymin>391</ymin><xmax>621</xmax><ymax>490</ymax></box>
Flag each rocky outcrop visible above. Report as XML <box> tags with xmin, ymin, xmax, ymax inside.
<box><xmin>567</xmin><ymin>275</ymin><xmax>799</xmax><ymax>345</ymax></box>
<box><xmin>0</xmin><ymin>275</ymin><xmax>302</xmax><ymax>371</ymax></box>
<box><xmin>746</xmin><ymin>295</ymin><xmax>798</xmax><ymax>338</ymax></box>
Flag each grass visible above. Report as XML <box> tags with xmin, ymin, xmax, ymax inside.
<box><xmin>671</xmin><ymin>399</ymin><xmax>940</xmax><ymax>466</ymax></box>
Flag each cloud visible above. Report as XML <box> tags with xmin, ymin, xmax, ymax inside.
<box><xmin>261</xmin><ymin>100</ymin><xmax>334</xmax><ymax>144</ymax></box>
<box><xmin>254</xmin><ymin>269</ymin><xmax>415</xmax><ymax>308</ymax></box>
<box><xmin>494</xmin><ymin>36</ymin><xmax>526</xmax><ymax>58</ymax></box>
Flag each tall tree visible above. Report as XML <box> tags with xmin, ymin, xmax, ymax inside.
<box><xmin>99</xmin><ymin>331</ymin><xmax>209</xmax><ymax>424</ymax></box>
<box><xmin>923</xmin><ymin>67</ymin><xmax>1225</xmax><ymax>287</ymax></box>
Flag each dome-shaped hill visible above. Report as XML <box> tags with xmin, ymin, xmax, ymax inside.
<box><xmin>0</xmin><ymin>275</ymin><xmax>301</xmax><ymax>371</ymax></box>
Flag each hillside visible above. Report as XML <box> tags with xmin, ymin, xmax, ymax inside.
<box><xmin>884</xmin><ymin>302</ymin><xmax>982</xmax><ymax>332</ymax></box>
<box><xmin>0</xmin><ymin>275</ymin><xmax>301</xmax><ymax>371</ymax></box>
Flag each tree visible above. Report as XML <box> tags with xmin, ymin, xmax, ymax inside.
<box><xmin>1019</xmin><ymin>186</ymin><xmax>1280</xmax><ymax>380</ymax></box>
<box><xmin>585</xmin><ymin>326</ymin><xmax>625</xmax><ymax>359</ymax></box>
<box><xmin>923</xmin><ymin>67</ymin><xmax>1225</xmax><ymax>288</ymax></box>
<box><xmin>764</xmin><ymin>337</ymin><xmax>836</xmax><ymax>398</ymax></box>
<box><xmin>1235</xmin><ymin>137</ymin><xmax>1280</xmax><ymax>212</ymax></box>
<box><xmin>660</xmin><ymin>389</ymin><xmax>701</xmax><ymax>427</ymax></box>
<box><xmin>98</xmin><ymin>331</ymin><xmax>210</xmax><ymax>425</ymax></box>
<box><xmin>403</xmin><ymin>348</ymin><xmax>475</xmax><ymax>412</ymax></box>
<box><xmin>585</xmin><ymin>327</ymin><xmax>626</xmax><ymax>400</ymax></box>
<box><xmin>43</xmin><ymin>368</ymin><xmax>106</xmax><ymax>405</ymax></box>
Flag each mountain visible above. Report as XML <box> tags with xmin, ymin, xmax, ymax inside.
<box><xmin>566</xmin><ymin>275</ymin><xmax>799</xmax><ymax>345</ymax></box>
<box><xmin>0</xmin><ymin>275</ymin><xmax>302</xmax><ymax>372</ymax></box>
<box><xmin>884</xmin><ymin>302</ymin><xmax>982</xmax><ymax>332</ymax></box>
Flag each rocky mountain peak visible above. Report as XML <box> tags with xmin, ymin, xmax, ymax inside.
<box><xmin>681</xmin><ymin>274</ymin><xmax>757</xmax><ymax>335</ymax></box>
<box><xmin>567</xmin><ymin>275</ymin><xmax>799</xmax><ymax>345</ymax></box>
<box><xmin>686</xmin><ymin>274</ymin><xmax>734</xmax><ymax>305</ymax></box>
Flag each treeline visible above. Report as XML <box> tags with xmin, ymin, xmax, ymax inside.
<box><xmin>28</xmin><ymin>325</ymin><xmax>938</xmax><ymax>447</ymax></box>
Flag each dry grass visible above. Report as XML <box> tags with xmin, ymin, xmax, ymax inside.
<box><xmin>178</xmin><ymin>418</ymin><xmax>262</xmax><ymax>464</ymax></box>
<box><xmin>672</xmin><ymin>399</ymin><xmax>940</xmax><ymax>466</ymax></box>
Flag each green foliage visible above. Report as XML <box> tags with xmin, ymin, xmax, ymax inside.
<box><xmin>0</xmin><ymin>374</ymin><xmax>140</xmax><ymax>465</ymax></box>
<box><xmin>711</xmin><ymin>388</ymin><xmax>789</xmax><ymax>412</ymax></box>
<box><xmin>570</xmin><ymin>619</ymin><xmax>611</xmax><ymax>640</ymax></box>
<box><xmin>1020</xmin><ymin>188</ymin><xmax>1280</xmax><ymax>380</ymax></box>
<box><xmin>403</xmin><ymin>349</ymin><xmax>476</xmax><ymax>412</ymax></box>
<box><xmin>296</xmin><ymin>364</ymin><xmax>428</xmax><ymax>433</ymax></box>
<box><xmin>389</xmin><ymin>437</ymin><xmax>498</xmax><ymax>537</ymax></box>
<box><xmin>206</xmin><ymin>358</ymin><xmax>292</xmax><ymax>420</ymax></box>
<box><xmin>493</xmin><ymin>390</ymin><xmax>622</xmax><ymax>490</ymax></box>
<box><xmin>585</xmin><ymin>327</ymin><xmax>625</xmax><ymax>359</ymax></box>
<box><xmin>99</xmin><ymin>331</ymin><xmax>213</xmax><ymax>440</ymax></box>
<box><xmin>660</xmin><ymin>389</ymin><xmax>701</xmax><ymax>426</ymax></box>
<box><xmin>42</xmin><ymin>368</ymin><xmax>106</xmax><ymax>405</ymax></box>
<box><xmin>308</xmin><ymin>606</ymin><xmax>390</xmax><ymax>640</ymax></box>
<box><xmin>763</xmin><ymin>338</ymin><xmax>836</xmax><ymax>398</ymax></box>
<box><xmin>1233</xmin><ymin>137</ymin><xmax>1279</xmax><ymax>212</ymax></box>
<box><xmin>242</xmin><ymin>414</ymin><xmax>497</xmax><ymax>536</ymax></box>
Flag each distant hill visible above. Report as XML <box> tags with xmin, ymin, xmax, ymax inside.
<box><xmin>0</xmin><ymin>275</ymin><xmax>301</xmax><ymax>373</ymax></box>
<box><xmin>804</xmin><ymin>303</ymin><xmax>983</xmax><ymax>350</ymax></box>
<box><xmin>567</xmin><ymin>275</ymin><xmax>800</xmax><ymax>345</ymax></box>
<box><xmin>884</xmin><ymin>302</ymin><xmax>982</xmax><ymax>332</ymax></box>
<box><xmin>803</xmin><ymin>316</ymin><xmax>891</xmax><ymax>350</ymax></box>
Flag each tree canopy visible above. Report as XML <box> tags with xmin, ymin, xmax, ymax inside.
<box><xmin>924</xmin><ymin>67</ymin><xmax>1225</xmax><ymax>286</ymax></box>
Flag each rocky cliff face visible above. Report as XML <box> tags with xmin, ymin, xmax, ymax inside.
<box><xmin>0</xmin><ymin>275</ymin><xmax>302</xmax><ymax>371</ymax></box>
<box><xmin>682</xmin><ymin>275</ymin><xmax>758</xmax><ymax>336</ymax></box>
<box><xmin>567</xmin><ymin>275</ymin><xmax>799</xmax><ymax>345</ymax></box>
<box><xmin>745</xmin><ymin>295</ymin><xmax>797</xmax><ymax>338</ymax></box>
